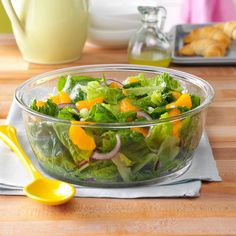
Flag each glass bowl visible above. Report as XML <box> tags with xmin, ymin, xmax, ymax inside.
<box><xmin>15</xmin><ymin>64</ymin><xmax>214</xmax><ymax>187</ymax></box>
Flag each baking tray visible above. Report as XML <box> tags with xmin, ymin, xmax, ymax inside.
<box><xmin>171</xmin><ymin>23</ymin><xmax>236</xmax><ymax>65</ymax></box>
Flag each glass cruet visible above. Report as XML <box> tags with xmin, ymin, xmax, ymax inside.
<box><xmin>128</xmin><ymin>6</ymin><xmax>171</xmax><ymax>67</ymax></box>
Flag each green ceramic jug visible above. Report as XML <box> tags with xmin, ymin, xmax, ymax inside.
<box><xmin>2</xmin><ymin>0</ymin><xmax>88</xmax><ymax>64</ymax></box>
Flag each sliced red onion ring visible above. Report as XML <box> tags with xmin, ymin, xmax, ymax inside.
<box><xmin>91</xmin><ymin>134</ymin><xmax>121</xmax><ymax>160</ymax></box>
<box><xmin>58</xmin><ymin>103</ymin><xmax>77</xmax><ymax>109</ymax></box>
<box><xmin>137</xmin><ymin>111</ymin><xmax>152</xmax><ymax>121</ymax></box>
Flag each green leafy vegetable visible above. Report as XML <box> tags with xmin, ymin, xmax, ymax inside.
<box><xmin>104</xmin><ymin>88</ymin><xmax>125</xmax><ymax>105</ymax></box>
<box><xmin>146</xmin><ymin>113</ymin><xmax>172</xmax><ymax>151</ymax></box>
<box><xmin>30</xmin><ymin>99</ymin><xmax>59</xmax><ymax>116</ymax></box>
<box><xmin>89</xmin><ymin>103</ymin><xmax>117</xmax><ymax>122</ymax></box>
<box><xmin>156</xmin><ymin>73</ymin><xmax>183</xmax><ymax>92</ymax></box>
<box><xmin>191</xmin><ymin>95</ymin><xmax>201</xmax><ymax>109</ymax></box>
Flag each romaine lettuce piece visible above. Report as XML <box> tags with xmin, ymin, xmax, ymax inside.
<box><xmin>156</xmin><ymin>136</ymin><xmax>180</xmax><ymax>167</ymax></box>
<box><xmin>146</xmin><ymin>112</ymin><xmax>172</xmax><ymax>151</ymax></box>
<box><xmin>104</xmin><ymin>88</ymin><xmax>125</xmax><ymax>105</ymax></box>
<box><xmin>155</xmin><ymin>73</ymin><xmax>183</xmax><ymax>92</ymax></box>
<box><xmin>191</xmin><ymin>95</ymin><xmax>201</xmax><ymax>109</ymax></box>
<box><xmin>30</xmin><ymin>99</ymin><xmax>59</xmax><ymax>116</ymax></box>
<box><xmin>28</xmin><ymin>122</ymin><xmax>76</xmax><ymax>171</ymax></box>
<box><xmin>57</xmin><ymin>106</ymin><xmax>80</xmax><ymax>120</ymax></box>
<box><xmin>89</xmin><ymin>103</ymin><xmax>117</xmax><ymax>122</ymax></box>
<box><xmin>96</xmin><ymin>131</ymin><xmax>117</xmax><ymax>153</ymax></box>
<box><xmin>112</xmin><ymin>153</ymin><xmax>132</xmax><ymax>182</ymax></box>
<box><xmin>82</xmin><ymin>81</ymin><xmax>107</xmax><ymax>101</ymax></box>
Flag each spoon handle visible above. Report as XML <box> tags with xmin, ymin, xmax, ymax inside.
<box><xmin>0</xmin><ymin>125</ymin><xmax>43</xmax><ymax>180</ymax></box>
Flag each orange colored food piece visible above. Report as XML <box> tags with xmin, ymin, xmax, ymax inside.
<box><xmin>168</xmin><ymin>108</ymin><xmax>182</xmax><ymax>137</ymax></box>
<box><xmin>171</xmin><ymin>91</ymin><xmax>181</xmax><ymax>100</ymax></box>
<box><xmin>109</xmin><ymin>82</ymin><xmax>122</xmax><ymax>88</ymax></box>
<box><xmin>50</xmin><ymin>91</ymin><xmax>71</xmax><ymax>104</ymax></box>
<box><xmin>69</xmin><ymin>125</ymin><xmax>96</xmax><ymax>151</ymax></box>
<box><xmin>120</xmin><ymin>98</ymin><xmax>139</xmax><ymax>112</ymax></box>
<box><xmin>36</xmin><ymin>101</ymin><xmax>45</xmax><ymax>107</ymax></box>
<box><xmin>76</xmin><ymin>97</ymin><xmax>104</xmax><ymax>110</ymax></box>
<box><xmin>168</xmin><ymin>108</ymin><xmax>180</xmax><ymax>117</ymax></box>
<box><xmin>175</xmin><ymin>93</ymin><xmax>192</xmax><ymax>109</ymax></box>
<box><xmin>59</xmin><ymin>91</ymin><xmax>71</xmax><ymax>103</ymax></box>
<box><xmin>172</xmin><ymin>120</ymin><xmax>182</xmax><ymax>138</ymax></box>
<box><xmin>50</xmin><ymin>95</ymin><xmax>60</xmax><ymax>104</ymax></box>
<box><xmin>128</xmin><ymin>77</ymin><xmax>139</xmax><ymax>84</ymax></box>
<box><xmin>131</xmin><ymin>127</ymin><xmax>149</xmax><ymax>137</ymax></box>
<box><xmin>166</xmin><ymin>93</ymin><xmax>192</xmax><ymax>109</ymax></box>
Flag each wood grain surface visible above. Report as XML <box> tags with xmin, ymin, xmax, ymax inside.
<box><xmin>0</xmin><ymin>35</ymin><xmax>236</xmax><ymax>236</ymax></box>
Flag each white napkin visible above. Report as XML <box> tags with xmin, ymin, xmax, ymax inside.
<box><xmin>0</xmin><ymin>100</ymin><xmax>221</xmax><ymax>198</ymax></box>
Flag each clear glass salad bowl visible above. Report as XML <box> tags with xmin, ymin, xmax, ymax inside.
<box><xmin>15</xmin><ymin>64</ymin><xmax>214</xmax><ymax>187</ymax></box>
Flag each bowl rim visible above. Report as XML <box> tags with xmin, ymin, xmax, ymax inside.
<box><xmin>15</xmin><ymin>64</ymin><xmax>215</xmax><ymax>128</ymax></box>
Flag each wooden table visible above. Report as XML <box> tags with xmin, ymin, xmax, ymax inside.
<box><xmin>0</xmin><ymin>35</ymin><xmax>236</xmax><ymax>236</ymax></box>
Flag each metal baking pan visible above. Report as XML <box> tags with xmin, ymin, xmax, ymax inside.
<box><xmin>171</xmin><ymin>23</ymin><xmax>236</xmax><ymax>65</ymax></box>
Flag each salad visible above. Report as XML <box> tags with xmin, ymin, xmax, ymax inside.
<box><xmin>28</xmin><ymin>72</ymin><xmax>202</xmax><ymax>184</ymax></box>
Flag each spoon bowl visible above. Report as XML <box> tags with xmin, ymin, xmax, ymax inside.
<box><xmin>24</xmin><ymin>178</ymin><xmax>75</xmax><ymax>205</ymax></box>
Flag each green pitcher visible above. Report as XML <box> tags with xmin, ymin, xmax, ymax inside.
<box><xmin>2</xmin><ymin>0</ymin><xmax>88</xmax><ymax>64</ymax></box>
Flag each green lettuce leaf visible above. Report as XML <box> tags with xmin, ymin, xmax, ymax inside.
<box><xmin>57</xmin><ymin>106</ymin><xmax>80</xmax><ymax>120</ymax></box>
<box><xmin>146</xmin><ymin>112</ymin><xmax>172</xmax><ymax>151</ymax></box>
<box><xmin>27</xmin><ymin>122</ymin><xmax>76</xmax><ymax>171</ymax></box>
<box><xmin>89</xmin><ymin>103</ymin><xmax>117</xmax><ymax>122</ymax></box>
<box><xmin>104</xmin><ymin>88</ymin><xmax>125</xmax><ymax>105</ymax></box>
<box><xmin>30</xmin><ymin>99</ymin><xmax>59</xmax><ymax>116</ymax></box>
<box><xmin>82</xmin><ymin>81</ymin><xmax>107</xmax><ymax>101</ymax></box>
<box><xmin>156</xmin><ymin>73</ymin><xmax>183</xmax><ymax>92</ymax></box>
<box><xmin>112</xmin><ymin>153</ymin><xmax>132</xmax><ymax>182</ymax></box>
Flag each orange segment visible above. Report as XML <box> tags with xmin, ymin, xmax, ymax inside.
<box><xmin>167</xmin><ymin>108</ymin><xmax>182</xmax><ymax>138</ymax></box>
<box><xmin>168</xmin><ymin>108</ymin><xmax>180</xmax><ymax>117</ymax></box>
<box><xmin>76</xmin><ymin>97</ymin><xmax>104</xmax><ymax>110</ymax></box>
<box><xmin>166</xmin><ymin>93</ymin><xmax>192</xmax><ymax>109</ymax></box>
<box><xmin>50</xmin><ymin>95</ymin><xmax>60</xmax><ymax>104</ymax></box>
<box><xmin>109</xmin><ymin>82</ymin><xmax>122</xmax><ymax>88</ymax></box>
<box><xmin>69</xmin><ymin>125</ymin><xmax>96</xmax><ymax>151</ymax></box>
<box><xmin>131</xmin><ymin>127</ymin><xmax>149</xmax><ymax>137</ymax></box>
<box><xmin>172</xmin><ymin>121</ymin><xmax>182</xmax><ymax>138</ymax></box>
<box><xmin>175</xmin><ymin>94</ymin><xmax>192</xmax><ymax>109</ymax></box>
<box><xmin>120</xmin><ymin>98</ymin><xmax>139</xmax><ymax>112</ymax></box>
<box><xmin>36</xmin><ymin>101</ymin><xmax>45</xmax><ymax>108</ymax></box>
<box><xmin>50</xmin><ymin>91</ymin><xmax>71</xmax><ymax>104</ymax></box>
<box><xmin>171</xmin><ymin>91</ymin><xmax>181</xmax><ymax>100</ymax></box>
<box><xmin>128</xmin><ymin>77</ymin><xmax>139</xmax><ymax>84</ymax></box>
<box><xmin>58</xmin><ymin>91</ymin><xmax>71</xmax><ymax>103</ymax></box>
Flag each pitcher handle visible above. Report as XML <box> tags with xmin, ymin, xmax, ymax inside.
<box><xmin>157</xmin><ymin>6</ymin><xmax>167</xmax><ymax>32</ymax></box>
<box><xmin>2</xmin><ymin>0</ymin><xmax>24</xmax><ymax>35</ymax></box>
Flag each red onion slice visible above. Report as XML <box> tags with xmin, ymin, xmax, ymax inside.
<box><xmin>91</xmin><ymin>134</ymin><xmax>121</xmax><ymax>160</ymax></box>
<box><xmin>58</xmin><ymin>103</ymin><xmax>77</xmax><ymax>109</ymax></box>
<box><xmin>137</xmin><ymin>111</ymin><xmax>152</xmax><ymax>121</ymax></box>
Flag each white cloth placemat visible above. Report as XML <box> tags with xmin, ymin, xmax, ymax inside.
<box><xmin>0</xmin><ymin>101</ymin><xmax>221</xmax><ymax>198</ymax></box>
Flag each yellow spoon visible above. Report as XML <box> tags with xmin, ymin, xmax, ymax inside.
<box><xmin>0</xmin><ymin>125</ymin><xmax>76</xmax><ymax>205</ymax></box>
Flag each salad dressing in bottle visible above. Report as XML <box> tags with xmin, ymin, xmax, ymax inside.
<box><xmin>128</xmin><ymin>6</ymin><xmax>171</xmax><ymax>67</ymax></box>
